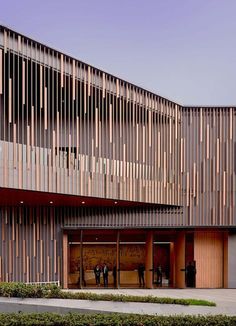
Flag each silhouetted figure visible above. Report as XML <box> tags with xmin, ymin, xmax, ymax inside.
<box><xmin>77</xmin><ymin>266</ymin><xmax>86</xmax><ymax>287</ymax></box>
<box><xmin>186</xmin><ymin>261</ymin><xmax>196</xmax><ymax>287</ymax></box>
<box><xmin>156</xmin><ymin>265</ymin><xmax>162</xmax><ymax>286</ymax></box>
<box><xmin>138</xmin><ymin>263</ymin><xmax>145</xmax><ymax>287</ymax></box>
<box><xmin>165</xmin><ymin>265</ymin><xmax>170</xmax><ymax>280</ymax></box>
<box><xmin>94</xmin><ymin>264</ymin><xmax>101</xmax><ymax>286</ymax></box>
<box><xmin>112</xmin><ymin>265</ymin><xmax>117</xmax><ymax>287</ymax></box>
<box><xmin>103</xmin><ymin>263</ymin><xmax>109</xmax><ymax>287</ymax></box>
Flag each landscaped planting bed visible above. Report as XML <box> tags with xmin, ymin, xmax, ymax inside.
<box><xmin>0</xmin><ymin>282</ymin><xmax>216</xmax><ymax>306</ymax></box>
<box><xmin>0</xmin><ymin>313</ymin><xmax>234</xmax><ymax>326</ymax></box>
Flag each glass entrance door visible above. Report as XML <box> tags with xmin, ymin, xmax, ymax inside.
<box><xmin>119</xmin><ymin>230</ymin><xmax>146</xmax><ymax>288</ymax></box>
<box><xmin>68</xmin><ymin>230</ymin><xmax>117</xmax><ymax>289</ymax></box>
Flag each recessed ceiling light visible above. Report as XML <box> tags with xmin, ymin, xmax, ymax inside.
<box><xmin>82</xmin><ymin>201</ymin><xmax>85</xmax><ymax>204</ymax></box>
<box><xmin>20</xmin><ymin>201</ymin><xmax>24</xmax><ymax>204</ymax></box>
<box><xmin>49</xmin><ymin>201</ymin><xmax>53</xmax><ymax>204</ymax></box>
<box><xmin>114</xmin><ymin>201</ymin><xmax>118</xmax><ymax>204</ymax></box>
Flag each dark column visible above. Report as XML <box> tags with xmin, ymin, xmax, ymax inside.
<box><xmin>79</xmin><ymin>229</ymin><xmax>83</xmax><ymax>288</ymax></box>
<box><xmin>116</xmin><ymin>230</ymin><xmax>120</xmax><ymax>288</ymax></box>
<box><xmin>145</xmin><ymin>230</ymin><xmax>153</xmax><ymax>289</ymax></box>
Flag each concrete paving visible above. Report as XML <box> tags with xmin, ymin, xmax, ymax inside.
<box><xmin>0</xmin><ymin>289</ymin><xmax>235</xmax><ymax>316</ymax></box>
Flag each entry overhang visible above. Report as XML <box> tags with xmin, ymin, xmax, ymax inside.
<box><xmin>0</xmin><ymin>187</ymin><xmax>181</xmax><ymax>208</ymax></box>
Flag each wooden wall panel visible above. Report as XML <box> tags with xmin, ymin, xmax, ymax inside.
<box><xmin>181</xmin><ymin>107</ymin><xmax>236</xmax><ymax>226</ymax></box>
<box><xmin>194</xmin><ymin>231</ymin><xmax>223</xmax><ymax>288</ymax></box>
<box><xmin>174</xmin><ymin>231</ymin><xmax>185</xmax><ymax>288</ymax></box>
<box><xmin>0</xmin><ymin>207</ymin><xmax>62</xmax><ymax>284</ymax></box>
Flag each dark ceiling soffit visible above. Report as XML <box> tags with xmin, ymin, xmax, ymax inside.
<box><xmin>0</xmin><ymin>187</ymin><xmax>182</xmax><ymax>208</ymax></box>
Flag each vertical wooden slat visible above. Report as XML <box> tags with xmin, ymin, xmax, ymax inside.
<box><xmin>8</xmin><ymin>78</ymin><xmax>12</xmax><ymax>123</ymax></box>
<box><xmin>40</xmin><ymin>240</ymin><xmax>43</xmax><ymax>274</ymax></box>
<box><xmin>22</xmin><ymin>60</ymin><xmax>25</xmax><ymax>105</ymax></box>
<box><xmin>216</xmin><ymin>138</ymin><xmax>220</xmax><ymax>174</ymax></box>
<box><xmin>4</xmin><ymin>29</ymin><xmax>7</xmax><ymax>53</ymax></box>
<box><xmin>47</xmin><ymin>256</ymin><xmax>50</xmax><ymax>282</ymax></box>
<box><xmin>72</xmin><ymin>59</ymin><xmax>75</xmax><ymax>100</ymax></box>
<box><xmin>33</xmin><ymin>223</ymin><xmax>36</xmax><ymax>257</ymax></box>
<box><xmin>18</xmin><ymin>35</ymin><xmax>21</xmax><ymax>52</ymax></box>
<box><xmin>27</xmin><ymin>125</ymin><xmax>30</xmax><ymax>170</ymax></box>
<box><xmin>102</xmin><ymin>72</ymin><xmax>106</xmax><ymax>98</ymax></box>
<box><xmin>16</xmin><ymin>223</ymin><xmax>19</xmax><ymax>257</ymax></box>
<box><xmin>200</xmin><ymin>107</ymin><xmax>203</xmax><ymax>142</ymax></box>
<box><xmin>26</xmin><ymin>256</ymin><xmax>30</xmax><ymax>283</ymax></box>
<box><xmin>40</xmin><ymin>65</ymin><xmax>43</xmax><ymax>108</ymax></box>
<box><xmin>229</xmin><ymin>108</ymin><xmax>233</xmax><ymax>140</ymax></box>
<box><xmin>206</xmin><ymin>124</ymin><xmax>210</xmax><ymax>159</ymax></box>
<box><xmin>44</xmin><ymin>87</ymin><xmax>47</xmax><ymax>130</ymax></box>
<box><xmin>0</xmin><ymin>49</ymin><xmax>2</xmax><ymax>94</ymax></box>
<box><xmin>23</xmin><ymin>239</ymin><xmax>26</xmax><ymax>274</ymax></box>
<box><xmin>60</xmin><ymin>54</ymin><xmax>64</xmax><ymax>87</ymax></box>
<box><xmin>87</xmin><ymin>66</ymin><xmax>90</xmax><ymax>96</ymax></box>
<box><xmin>62</xmin><ymin>233</ymin><xmax>68</xmax><ymax>288</ymax></box>
<box><xmin>54</xmin><ymin>240</ymin><xmax>57</xmax><ymax>274</ymax></box>
<box><xmin>175</xmin><ymin>105</ymin><xmax>178</xmax><ymax>139</ymax></box>
<box><xmin>223</xmin><ymin>171</ymin><xmax>226</xmax><ymax>206</ymax></box>
<box><xmin>109</xmin><ymin>104</ymin><xmax>112</xmax><ymax>143</ymax></box>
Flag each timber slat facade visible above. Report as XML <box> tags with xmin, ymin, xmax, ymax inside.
<box><xmin>0</xmin><ymin>25</ymin><xmax>235</xmax><ymax>288</ymax></box>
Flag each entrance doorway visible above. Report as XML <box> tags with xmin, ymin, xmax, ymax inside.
<box><xmin>68</xmin><ymin>230</ymin><xmax>117</xmax><ymax>289</ymax></box>
<box><xmin>119</xmin><ymin>230</ymin><xmax>146</xmax><ymax>288</ymax></box>
<box><xmin>65</xmin><ymin>229</ymin><xmax>187</xmax><ymax>289</ymax></box>
<box><xmin>153</xmin><ymin>242</ymin><xmax>172</xmax><ymax>287</ymax></box>
<box><xmin>185</xmin><ymin>232</ymin><xmax>195</xmax><ymax>288</ymax></box>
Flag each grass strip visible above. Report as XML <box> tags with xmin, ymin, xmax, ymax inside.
<box><xmin>60</xmin><ymin>291</ymin><xmax>216</xmax><ymax>306</ymax></box>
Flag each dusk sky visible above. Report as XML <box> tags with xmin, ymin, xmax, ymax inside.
<box><xmin>1</xmin><ymin>0</ymin><xmax>236</xmax><ymax>106</ymax></box>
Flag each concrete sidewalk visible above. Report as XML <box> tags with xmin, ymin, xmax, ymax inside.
<box><xmin>0</xmin><ymin>289</ymin><xmax>235</xmax><ymax>316</ymax></box>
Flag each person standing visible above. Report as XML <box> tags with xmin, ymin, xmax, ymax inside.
<box><xmin>138</xmin><ymin>263</ymin><xmax>145</xmax><ymax>287</ymax></box>
<box><xmin>94</xmin><ymin>264</ymin><xmax>101</xmax><ymax>286</ymax></box>
<box><xmin>156</xmin><ymin>265</ymin><xmax>162</xmax><ymax>286</ymax></box>
<box><xmin>103</xmin><ymin>263</ymin><xmax>109</xmax><ymax>287</ymax></box>
<box><xmin>186</xmin><ymin>261</ymin><xmax>196</xmax><ymax>287</ymax></box>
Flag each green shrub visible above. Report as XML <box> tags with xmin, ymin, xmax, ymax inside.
<box><xmin>44</xmin><ymin>283</ymin><xmax>62</xmax><ymax>298</ymax></box>
<box><xmin>0</xmin><ymin>282</ymin><xmax>60</xmax><ymax>299</ymax></box>
<box><xmin>0</xmin><ymin>313</ymin><xmax>234</xmax><ymax>326</ymax></box>
<box><xmin>0</xmin><ymin>282</ymin><xmax>216</xmax><ymax>306</ymax></box>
